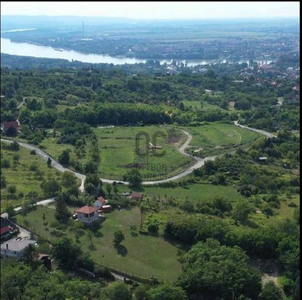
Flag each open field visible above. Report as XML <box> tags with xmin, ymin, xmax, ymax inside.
<box><xmin>14</xmin><ymin>206</ymin><xmax>182</xmax><ymax>282</ymax></box>
<box><xmin>119</xmin><ymin>182</ymin><xmax>241</xmax><ymax>203</ymax></box>
<box><xmin>180</xmin><ymin>122</ymin><xmax>262</xmax><ymax>156</ymax></box>
<box><xmin>93</xmin><ymin>125</ymin><xmax>192</xmax><ymax>180</ymax></box>
<box><xmin>1</xmin><ymin>146</ymin><xmax>62</xmax><ymax>209</ymax></box>
<box><xmin>40</xmin><ymin>125</ymin><xmax>193</xmax><ymax>181</ymax></box>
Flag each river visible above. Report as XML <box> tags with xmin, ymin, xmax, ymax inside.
<box><xmin>1</xmin><ymin>36</ymin><xmax>272</xmax><ymax>66</ymax></box>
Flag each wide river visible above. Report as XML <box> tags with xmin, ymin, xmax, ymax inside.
<box><xmin>1</xmin><ymin>35</ymin><xmax>272</xmax><ymax>66</ymax></box>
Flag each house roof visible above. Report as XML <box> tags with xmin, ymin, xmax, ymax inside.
<box><xmin>131</xmin><ymin>192</ymin><xmax>142</xmax><ymax>199</ymax></box>
<box><xmin>0</xmin><ymin>226</ymin><xmax>10</xmax><ymax>235</ymax></box>
<box><xmin>96</xmin><ymin>196</ymin><xmax>106</xmax><ymax>205</ymax></box>
<box><xmin>3</xmin><ymin>121</ymin><xmax>19</xmax><ymax>130</ymax></box>
<box><xmin>1</xmin><ymin>217</ymin><xmax>12</xmax><ymax>229</ymax></box>
<box><xmin>1</xmin><ymin>239</ymin><xmax>36</xmax><ymax>252</ymax></box>
<box><xmin>75</xmin><ymin>205</ymin><xmax>99</xmax><ymax>214</ymax></box>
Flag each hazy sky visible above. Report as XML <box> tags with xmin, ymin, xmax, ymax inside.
<box><xmin>1</xmin><ymin>1</ymin><xmax>299</xmax><ymax>19</ymax></box>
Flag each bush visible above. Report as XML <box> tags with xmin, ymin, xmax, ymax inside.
<box><xmin>1</xmin><ymin>159</ymin><xmax>11</xmax><ymax>168</ymax></box>
<box><xmin>30</xmin><ymin>149</ymin><xmax>36</xmax><ymax>155</ymax></box>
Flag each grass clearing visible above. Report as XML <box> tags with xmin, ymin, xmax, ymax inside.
<box><xmin>15</xmin><ymin>206</ymin><xmax>182</xmax><ymax>282</ymax></box>
<box><xmin>180</xmin><ymin>122</ymin><xmax>262</xmax><ymax>156</ymax></box>
<box><xmin>40</xmin><ymin>125</ymin><xmax>193</xmax><ymax>180</ymax></box>
<box><xmin>119</xmin><ymin>182</ymin><xmax>241</xmax><ymax>203</ymax></box>
<box><xmin>94</xmin><ymin>125</ymin><xmax>192</xmax><ymax>180</ymax></box>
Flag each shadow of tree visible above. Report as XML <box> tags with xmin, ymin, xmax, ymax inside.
<box><xmin>94</xmin><ymin>230</ymin><xmax>103</xmax><ymax>237</ymax></box>
<box><xmin>88</xmin><ymin>243</ymin><xmax>97</xmax><ymax>251</ymax></box>
<box><xmin>114</xmin><ymin>244</ymin><xmax>128</xmax><ymax>256</ymax></box>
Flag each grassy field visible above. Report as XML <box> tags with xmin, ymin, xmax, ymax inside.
<box><xmin>93</xmin><ymin>125</ymin><xmax>192</xmax><ymax>180</ymax></box>
<box><xmin>1</xmin><ymin>146</ymin><xmax>62</xmax><ymax>209</ymax></box>
<box><xmin>119</xmin><ymin>182</ymin><xmax>241</xmax><ymax>203</ymax></box>
<box><xmin>15</xmin><ymin>206</ymin><xmax>182</xmax><ymax>282</ymax></box>
<box><xmin>40</xmin><ymin>125</ymin><xmax>193</xmax><ymax>181</ymax></box>
<box><xmin>180</xmin><ymin>122</ymin><xmax>262</xmax><ymax>157</ymax></box>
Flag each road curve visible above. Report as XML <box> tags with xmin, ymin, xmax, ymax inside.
<box><xmin>234</xmin><ymin>121</ymin><xmax>277</xmax><ymax>139</ymax></box>
<box><xmin>1</xmin><ymin>139</ymin><xmax>86</xmax><ymax>191</ymax></box>
<box><xmin>1</xmin><ymin>122</ymin><xmax>274</xmax><ymax>188</ymax></box>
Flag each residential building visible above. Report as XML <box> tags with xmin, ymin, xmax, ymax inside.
<box><xmin>1</xmin><ymin>239</ymin><xmax>36</xmax><ymax>258</ymax></box>
<box><xmin>94</xmin><ymin>196</ymin><xmax>107</xmax><ymax>209</ymax></box>
<box><xmin>75</xmin><ymin>205</ymin><xmax>99</xmax><ymax>225</ymax></box>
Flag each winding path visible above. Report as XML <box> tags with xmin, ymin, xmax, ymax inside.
<box><xmin>1</xmin><ymin>122</ymin><xmax>275</xmax><ymax>188</ymax></box>
<box><xmin>234</xmin><ymin>121</ymin><xmax>277</xmax><ymax>138</ymax></box>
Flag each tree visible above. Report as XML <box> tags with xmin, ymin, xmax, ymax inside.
<box><xmin>259</xmin><ymin>282</ymin><xmax>283</xmax><ymax>300</ymax></box>
<box><xmin>103</xmin><ymin>282</ymin><xmax>131</xmax><ymax>300</ymax></box>
<box><xmin>20</xmin><ymin>244</ymin><xmax>39</xmax><ymax>268</ymax></box>
<box><xmin>55</xmin><ymin>192</ymin><xmax>71</xmax><ymax>222</ymax></box>
<box><xmin>61</xmin><ymin>171</ymin><xmax>77</xmax><ymax>188</ymax></box>
<box><xmin>40</xmin><ymin>179</ymin><xmax>61</xmax><ymax>197</ymax></box>
<box><xmin>178</xmin><ymin>238</ymin><xmax>262</xmax><ymax>299</ymax></box>
<box><xmin>9</xmin><ymin>141</ymin><xmax>20</xmax><ymax>151</ymax></box>
<box><xmin>5</xmin><ymin>126</ymin><xmax>18</xmax><ymax>136</ymax></box>
<box><xmin>113</xmin><ymin>230</ymin><xmax>125</xmax><ymax>246</ymax></box>
<box><xmin>1</xmin><ymin>176</ymin><xmax>7</xmax><ymax>189</ymax></box>
<box><xmin>232</xmin><ymin>198</ymin><xmax>253</xmax><ymax>224</ymax></box>
<box><xmin>52</xmin><ymin>237</ymin><xmax>82</xmax><ymax>270</ymax></box>
<box><xmin>58</xmin><ymin>149</ymin><xmax>71</xmax><ymax>166</ymax></box>
<box><xmin>87</xmin><ymin>231</ymin><xmax>93</xmax><ymax>246</ymax></box>
<box><xmin>113</xmin><ymin>185</ymin><xmax>118</xmax><ymax>195</ymax></box>
<box><xmin>148</xmin><ymin>285</ymin><xmax>188</xmax><ymax>300</ymax></box>
<box><xmin>47</xmin><ymin>157</ymin><xmax>52</xmax><ymax>168</ymax></box>
<box><xmin>7</xmin><ymin>185</ymin><xmax>17</xmax><ymax>198</ymax></box>
<box><xmin>124</xmin><ymin>169</ymin><xmax>142</xmax><ymax>187</ymax></box>
<box><xmin>106</xmin><ymin>184</ymin><xmax>112</xmax><ymax>196</ymax></box>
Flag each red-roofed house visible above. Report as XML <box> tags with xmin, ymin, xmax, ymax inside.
<box><xmin>1</xmin><ymin>226</ymin><xmax>10</xmax><ymax>237</ymax></box>
<box><xmin>94</xmin><ymin>196</ymin><xmax>107</xmax><ymax>209</ymax></box>
<box><xmin>75</xmin><ymin>205</ymin><xmax>99</xmax><ymax>225</ymax></box>
<box><xmin>2</xmin><ymin>121</ymin><xmax>19</xmax><ymax>134</ymax></box>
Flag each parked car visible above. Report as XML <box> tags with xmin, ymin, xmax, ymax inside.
<box><xmin>72</xmin><ymin>213</ymin><xmax>78</xmax><ymax>220</ymax></box>
<box><xmin>15</xmin><ymin>237</ymin><xmax>22</xmax><ymax>241</ymax></box>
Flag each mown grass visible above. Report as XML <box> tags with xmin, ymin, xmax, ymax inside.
<box><xmin>182</xmin><ymin>100</ymin><xmax>224</xmax><ymax>111</ymax></box>
<box><xmin>180</xmin><ymin>122</ymin><xmax>262</xmax><ymax>156</ymax></box>
<box><xmin>119</xmin><ymin>182</ymin><xmax>241</xmax><ymax>203</ymax></box>
<box><xmin>40</xmin><ymin>126</ymin><xmax>193</xmax><ymax>181</ymax></box>
<box><xmin>15</xmin><ymin>206</ymin><xmax>182</xmax><ymax>282</ymax></box>
<box><xmin>93</xmin><ymin>125</ymin><xmax>192</xmax><ymax>180</ymax></box>
<box><xmin>1</xmin><ymin>146</ymin><xmax>62</xmax><ymax>209</ymax></box>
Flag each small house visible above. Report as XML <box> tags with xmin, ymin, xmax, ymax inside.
<box><xmin>2</xmin><ymin>120</ymin><xmax>19</xmax><ymax>134</ymax></box>
<box><xmin>129</xmin><ymin>192</ymin><xmax>142</xmax><ymax>200</ymax></box>
<box><xmin>94</xmin><ymin>196</ymin><xmax>107</xmax><ymax>209</ymax></box>
<box><xmin>75</xmin><ymin>205</ymin><xmax>99</xmax><ymax>225</ymax></box>
<box><xmin>1</xmin><ymin>239</ymin><xmax>36</xmax><ymax>258</ymax></box>
<box><xmin>0</xmin><ymin>217</ymin><xmax>15</xmax><ymax>240</ymax></box>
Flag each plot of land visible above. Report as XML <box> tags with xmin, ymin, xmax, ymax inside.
<box><xmin>120</xmin><ymin>182</ymin><xmax>241</xmax><ymax>203</ymax></box>
<box><xmin>14</xmin><ymin>206</ymin><xmax>182</xmax><ymax>282</ymax></box>
<box><xmin>40</xmin><ymin>125</ymin><xmax>192</xmax><ymax>180</ymax></box>
<box><xmin>181</xmin><ymin>122</ymin><xmax>261</xmax><ymax>156</ymax></box>
<box><xmin>1</xmin><ymin>146</ymin><xmax>62</xmax><ymax>209</ymax></box>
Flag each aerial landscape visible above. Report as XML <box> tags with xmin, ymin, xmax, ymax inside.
<box><xmin>0</xmin><ymin>2</ymin><xmax>300</xmax><ymax>300</ymax></box>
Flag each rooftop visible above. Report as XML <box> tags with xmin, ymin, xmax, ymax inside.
<box><xmin>1</xmin><ymin>239</ymin><xmax>36</xmax><ymax>252</ymax></box>
<box><xmin>96</xmin><ymin>196</ymin><xmax>106</xmax><ymax>204</ymax></box>
<box><xmin>75</xmin><ymin>205</ymin><xmax>99</xmax><ymax>214</ymax></box>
